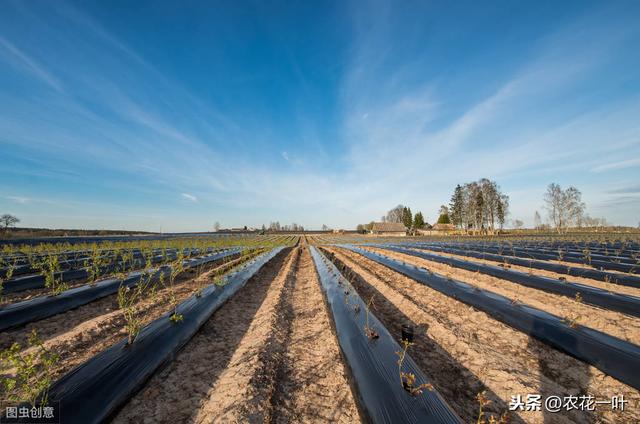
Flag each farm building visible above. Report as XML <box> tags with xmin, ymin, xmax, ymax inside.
<box><xmin>370</xmin><ymin>222</ymin><xmax>407</xmax><ymax>236</ymax></box>
<box><xmin>416</xmin><ymin>223</ymin><xmax>455</xmax><ymax>235</ymax></box>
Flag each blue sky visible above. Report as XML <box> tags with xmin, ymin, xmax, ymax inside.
<box><xmin>1</xmin><ymin>0</ymin><xmax>639</xmax><ymax>231</ymax></box>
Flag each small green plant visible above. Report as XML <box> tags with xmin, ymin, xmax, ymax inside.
<box><xmin>0</xmin><ymin>330</ymin><xmax>60</xmax><ymax>407</ymax></box>
<box><xmin>167</xmin><ymin>251</ymin><xmax>185</xmax><ymax>323</ymax></box>
<box><xmin>0</xmin><ymin>258</ymin><xmax>18</xmax><ymax>301</ymax></box>
<box><xmin>86</xmin><ymin>245</ymin><xmax>113</xmax><ymax>285</ymax></box>
<box><xmin>117</xmin><ymin>280</ymin><xmax>148</xmax><ymax>345</ymax></box>
<box><xmin>35</xmin><ymin>253</ymin><xmax>68</xmax><ymax>295</ymax></box>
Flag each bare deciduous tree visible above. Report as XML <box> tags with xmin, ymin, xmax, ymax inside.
<box><xmin>534</xmin><ymin>211</ymin><xmax>542</xmax><ymax>230</ymax></box>
<box><xmin>385</xmin><ymin>205</ymin><xmax>405</xmax><ymax>223</ymax></box>
<box><xmin>213</xmin><ymin>221</ymin><xmax>221</xmax><ymax>232</ymax></box>
<box><xmin>1</xmin><ymin>214</ymin><xmax>20</xmax><ymax>232</ymax></box>
<box><xmin>543</xmin><ymin>183</ymin><xmax>585</xmax><ymax>234</ymax></box>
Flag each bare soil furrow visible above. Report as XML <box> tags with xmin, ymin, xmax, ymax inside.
<box><xmin>268</xmin><ymin>244</ymin><xmax>360</xmax><ymax>423</ymax></box>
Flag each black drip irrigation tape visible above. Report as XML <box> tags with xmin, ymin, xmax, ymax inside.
<box><xmin>403</xmin><ymin>243</ymin><xmax>640</xmax><ymax>288</ymax></box>
<box><xmin>1</xmin><ymin>248</ymin><xmax>207</xmax><ymax>294</ymax></box>
<box><xmin>343</xmin><ymin>245</ymin><xmax>640</xmax><ymax>391</ymax></box>
<box><xmin>309</xmin><ymin>246</ymin><xmax>462</xmax><ymax>424</ymax></box>
<box><xmin>0</xmin><ymin>249</ymin><xmax>242</xmax><ymax>332</ymax></box>
<box><xmin>376</xmin><ymin>245</ymin><xmax>640</xmax><ymax>318</ymax></box>
<box><xmin>6</xmin><ymin>247</ymin><xmax>284</xmax><ymax>424</ymax></box>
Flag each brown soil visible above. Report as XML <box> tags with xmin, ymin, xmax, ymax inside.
<box><xmin>114</xmin><ymin>244</ymin><xmax>360</xmax><ymax>423</ymax></box>
<box><xmin>268</xmin><ymin>244</ymin><xmax>359</xmax><ymax>423</ymax></box>
<box><xmin>324</xmin><ymin>246</ymin><xmax>639</xmax><ymax>424</ymax></box>
<box><xmin>410</xmin><ymin>247</ymin><xmax>640</xmax><ymax>298</ymax></box>
<box><xmin>366</xmin><ymin>247</ymin><xmax>640</xmax><ymax>344</ymax></box>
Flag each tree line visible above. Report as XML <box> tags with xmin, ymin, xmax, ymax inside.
<box><xmin>356</xmin><ymin>205</ymin><xmax>426</xmax><ymax>233</ymax></box>
<box><xmin>264</xmin><ymin>222</ymin><xmax>305</xmax><ymax>232</ymax></box>
<box><xmin>448</xmin><ymin>178</ymin><xmax>509</xmax><ymax>234</ymax></box>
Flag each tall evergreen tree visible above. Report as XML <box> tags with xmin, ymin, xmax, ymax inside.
<box><xmin>449</xmin><ymin>185</ymin><xmax>464</xmax><ymax>229</ymax></box>
<box><xmin>413</xmin><ymin>212</ymin><xmax>425</xmax><ymax>229</ymax></box>
<box><xmin>402</xmin><ymin>207</ymin><xmax>413</xmax><ymax>228</ymax></box>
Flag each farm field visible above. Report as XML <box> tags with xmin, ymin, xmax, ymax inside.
<box><xmin>1</xmin><ymin>233</ymin><xmax>639</xmax><ymax>423</ymax></box>
<box><xmin>3</xmin><ymin>1</ymin><xmax>640</xmax><ymax>422</ymax></box>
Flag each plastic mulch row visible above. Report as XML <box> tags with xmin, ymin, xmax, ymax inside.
<box><xmin>5</xmin><ymin>247</ymin><xmax>284</xmax><ymax>424</ymax></box>
<box><xmin>0</xmin><ymin>246</ymin><xmax>207</xmax><ymax>279</ymax></box>
<box><xmin>310</xmin><ymin>246</ymin><xmax>462</xmax><ymax>424</ymax></box>
<box><xmin>405</xmin><ymin>243</ymin><xmax>640</xmax><ymax>288</ymax></box>
<box><xmin>420</xmin><ymin>242</ymin><xmax>636</xmax><ymax>274</ymax></box>
<box><xmin>377</xmin><ymin>244</ymin><xmax>640</xmax><ymax>318</ymax></box>
<box><xmin>2</xmin><ymin>248</ymin><xmax>207</xmax><ymax>294</ymax></box>
<box><xmin>0</xmin><ymin>248</ymin><xmax>242</xmax><ymax>332</ymax></box>
<box><xmin>343</xmin><ymin>245</ymin><xmax>640</xmax><ymax>391</ymax></box>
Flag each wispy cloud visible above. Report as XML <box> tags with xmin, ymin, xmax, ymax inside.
<box><xmin>607</xmin><ymin>184</ymin><xmax>640</xmax><ymax>195</ymax></box>
<box><xmin>181</xmin><ymin>193</ymin><xmax>198</xmax><ymax>203</ymax></box>
<box><xmin>0</xmin><ymin>37</ymin><xmax>64</xmax><ymax>92</ymax></box>
<box><xmin>5</xmin><ymin>195</ymin><xmax>29</xmax><ymax>204</ymax></box>
<box><xmin>592</xmin><ymin>158</ymin><xmax>640</xmax><ymax>173</ymax></box>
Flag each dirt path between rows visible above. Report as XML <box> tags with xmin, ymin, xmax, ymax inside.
<box><xmin>268</xmin><ymin>244</ymin><xmax>360</xmax><ymax>423</ymax></box>
<box><xmin>366</xmin><ymin>247</ymin><xmax>640</xmax><ymax>344</ymax></box>
<box><xmin>115</xmin><ymin>244</ymin><xmax>360</xmax><ymax>423</ymax></box>
<box><xmin>410</xmin><ymin>247</ymin><xmax>640</xmax><ymax>297</ymax></box>
<box><xmin>324</xmin><ymin>247</ymin><xmax>639</xmax><ymax>424</ymax></box>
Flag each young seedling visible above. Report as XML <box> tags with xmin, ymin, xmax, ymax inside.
<box><xmin>395</xmin><ymin>337</ymin><xmax>433</xmax><ymax>396</ymax></box>
<box><xmin>476</xmin><ymin>391</ymin><xmax>490</xmax><ymax>424</ymax></box>
<box><xmin>475</xmin><ymin>390</ymin><xmax>508</xmax><ymax>424</ymax></box>
<box><xmin>562</xmin><ymin>313</ymin><xmax>581</xmax><ymax>329</ymax></box>
<box><xmin>117</xmin><ymin>271</ymin><xmax>153</xmax><ymax>345</ymax></box>
<box><xmin>86</xmin><ymin>245</ymin><xmax>110</xmax><ymax>286</ymax></box>
<box><xmin>168</xmin><ymin>251</ymin><xmax>185</xmax><ymax>323</ymax></box>
<box><xmin>0</xmin><ymin>257</ymin><xmax>18</xmax><ymax>301</ymax></box>
<box><xmin>37</xmin><ymin>253</ymin><xmax>68</xmax><ymax>295</ymax></box>
<box><xmin>0</xmin><ymin>330</ymin><xmax>60</xmax><ymax>407</ymax></box>
<box><xmin>364</xmin><ymin>295</ymin><xmax>379</xmax><ymax>340</ymax></box>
